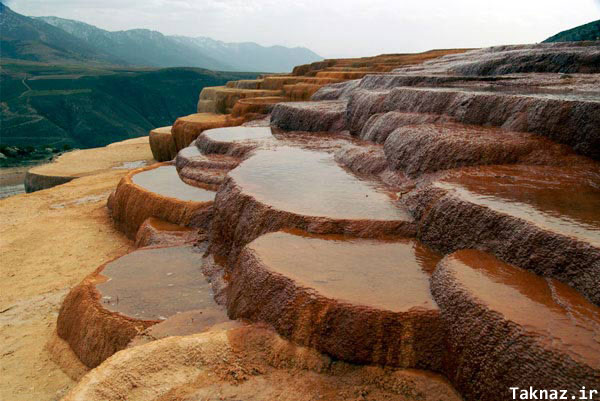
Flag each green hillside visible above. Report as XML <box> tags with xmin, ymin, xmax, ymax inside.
<box><xmin>0</xmin><ymin>60</ymin><xmax>258</xmax><ymax>152</ymax></box>
<box><xmin>543</xmin><ymin>19</ymin><xmax>600</xmax><ymax>42</ymax></box>
<box><xmin>0</xmin><ymin>3</ymin><xmax>123</xmax><ymax>65</ymax></box>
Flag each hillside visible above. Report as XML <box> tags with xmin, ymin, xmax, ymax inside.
<box><xmin>0</xmin><ymin>61</ymin><xmax>258</xmax><ymax>154</ymax></box>
<box><xmin>543</xmin><ymin>19</ymin><xmax>600</xmax><ymax>42</ymax></box>
<box><xmin>0</xmin><ymin>3</ymin><xmax>123</xmax><ymax>65</ymax></box>
<box><xmin>36</xmin><ymin>15</ymin><xmax>323</xmax><ymax>72</ymax></box>
<box><xmin>34</xmin><ymin>16</ymin><xmax>232</xmax><ymax>71</ymax></box>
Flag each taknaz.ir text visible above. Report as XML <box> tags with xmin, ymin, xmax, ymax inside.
<box><xmin>510</xmin><ymin>387</ymin><xmax>598</xmax><ymax>400</ymax></box>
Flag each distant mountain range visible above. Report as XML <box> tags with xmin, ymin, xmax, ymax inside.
<box><xmin>543</xmin><ymin>19</ymin><xmax>600</xmax><ymax>43</ymax></box>
<box><xmin>0</xmin><ymin>3</ymin><xmax>323</xmax><ymax>72</ymax></box>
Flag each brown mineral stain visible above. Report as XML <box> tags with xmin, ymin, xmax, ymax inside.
<box><xmin>435</xmin><ymin>164</ymin><xmax>600</xmax><ymax>247</ymax></box>
<box><xmin>448</xmin><ymin>249</ymin><xmax>600</xmax><ymax>368</ymax></box>
<box><xmin>144</xmin><ymin>216</ymin><xmax>195</xmax><ymax>232</ymax></box>
<box><xmin>248</xmin><ymin>231</ymin><xmax>439</xmax><ymax>312</ymax></box>
<box><xmin>230</xmin><ymin>146</ymin><xmax>412</xmax><ymax>221</ymax></box>
<box><xmin>96</xmin><ymin>246</ymin><xmax>217</xmax><ymax>320</ymax></box>
<box><xmin>132</xmin><ymin>165</ymin><xmax>215</xmax><ymax>202</ymax></box>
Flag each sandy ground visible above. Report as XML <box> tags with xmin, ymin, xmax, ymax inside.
<box><xmin>0</xmin><ymin>139</ymin><xmax>154</xmax><ymax>401</ymax></box>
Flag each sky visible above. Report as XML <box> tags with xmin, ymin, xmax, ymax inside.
<box><xmin>6</xmin><ymin>0</ymin><xmax>600</xmax><ymax>58</ymax></box>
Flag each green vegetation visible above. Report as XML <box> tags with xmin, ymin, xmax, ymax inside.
<box><xmin>0</xmin><ymin>3</ymin><xmax>319</xmax><ymax>166</ymax></box>
<box><xmin>543</xmin><ymin>19</ymin><xmax>600</xmax><ymax>42</ymax></box>
<box><xmin>0</xmin><ymin>61</ymin><xmax>258</xmax><ymax>162</ymax></box>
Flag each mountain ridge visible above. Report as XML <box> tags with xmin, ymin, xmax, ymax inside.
<box><xmin>0</xmin><ymin>3</ymin><xmax>323</xmax><ymax>72</ymax></box>
<box><xmin>34</xmin><ymin>13</ymin><xmax>323</xmax><ymax>72</ymax></box>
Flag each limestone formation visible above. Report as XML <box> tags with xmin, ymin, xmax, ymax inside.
<box><xmin>134</xmin><ymin>217</ymin><xmax>198</xmax><ymax>247</ymax></box>
<box><xmin>196</xmin><ymin>126</ymin><xmax>276</xmax><ymax>157</ymax></box>
<box><xmin>57</xmin><ymin>246</ymin><xmax>225</xmax><ymax>368</ymax></box>
<box><xmin>432</xmin><ymin>250</ymin><xmax>600</xmax><ymax>401</ymax></box>
<box><xmin>270</xmin><ymin>100</ymin><xmax>347</xmax><ymax>132</ymax></box>
<box><xmin>197</xmin><ymin>86</ymin><xmax>283</xmax><ymax>114</ymax></box>
<box><xmin>209</xmin><ymin>146</ymin><xmax>415</xmax><ymax>263</ymax></box>
<box><xmin>62</xmin><ymin>326</ymin><xmax>462</xmax><ymax>401</ymax></box>
<box><xmin>171</xmin><ymin>113</ymin><xmax>244</xmax><ymax>151</ymax></box>
<box><xmin>175</xmin><ymin>143</ymin><xmax>240</xmax><ymax>171</ymax></box>
<box><xmin>283</xmin><ymin>83</ymin><xmax>325</xmax><ymax>100</ymax></box>
<box><xmin>25</xmin><ymin>137</ymin><xmax>153</xmax><ymax>192</ymax></box>
<box><xmin>406</xmin><ymin>164</ymin><xmax>600</xmax><ymax>305</ymax></box>
<box><xmin>108</xmin><ymin>163</ymin><xmax>215</xmax><ymax>238</ymax></box>
<box><xmin>46</xmin><ymin>43</ymin><xmax>600</xmax><ymax>401</ymax></box>
<box><xmin>231</xmin><ymin>96</ymin><xmax>290</xmax><ymax>118</ymax></box>
<box><xmin>228</xmin><ymin>231</ymin><xmax>444</xmax><ymax>369</ymax></box>
<box><xmin>148</xmin><ymin>126</ymin><xmax>176</xmax><ymax>162</ymax></box>
<box><xmin>383</xmin><ymin>123</ymin><xmax>580</xmax><ymax>177</ymax></box>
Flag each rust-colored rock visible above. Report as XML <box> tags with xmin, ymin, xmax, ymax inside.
<box><xmin>178</xmin><ymin>167</ymin><xmax>228</xmax><ymax>190</ymax></box>
<box><xmin>432</xmin><ymin>250</ymin><xmax>600</xmax><ymax>401</ymax></box>
<box><xmin>228</xmin><ymin>230</ymin><xmax>444</xmax><ymax>369</ymax></box>
<box><xmin>175</xmin><ymin>145</ymin><xmax>239</xmax><ymax>189</ymax></box>
<box><xmin>57</xmin><ymin>245</ymin><xmax>217</xmax><ymax>368</ymax></box>
<box><xmin>108</xmin><ymin>163</ymin><xmax>215</xmax><ymax>238</ymax></box>
<box><xmin>384</xmin><ymin>123</ymin><xmax>580</xmax><ymax>177</ymax></box>
<box><xmin>171</xmin><ymin>113</ymin><xmax>244</xmax><ymax>151</ymax></box>
<box><xmin>316</xmin><ymin>70</ymin><xmax>382</xmax><ymax>79</ymax></box>
<box><xmin>406</xmin><ymin>164</ymin><xmax>600</xmax><ymax>305</ymax></box>
<box><xmin>209</xmin><ymin>146</ymin><xmax>415</xmax><ymax>263</ymax></box>
<box><xmin>261</xmin><ymin>76</ymin><xmax>341</xmax><ymax>90</ymax></box>
<box><xmin>62</xmin><ymin>325</ymin><xmax>462</xmax><ymax>401</ymax></box>
<box><xmin>435</xmin><ymin>42</ymin><xmax>600</xmax><ymax>76</ymax></box>
<box><xmin>134</xmin><ymin>217</ymin><xmax>198</xmax><ymax>247</ymax></box>
<box><xmin>271</xmin><ymin>100</ymin><xmax>347</xmax><ymax>132</ymax></box>
<box><xmin>149</xmin><ymin>126</ymin><xmax>176</xmax><ymax>162</ymax></box>
<box><xmin>175</xmin><ymin>143</ymin><xmax>240</xmax><ymax>171</ymax></box>
<box><xmin>334</xmin><ymin>143</ymin><xmax>388</xmax><ymax>176</ymax></box>
<box><xmin>345</xmin><ymin>87</ymin><xmax>600</xmax><ymax>159</ymax></box>
<box><xmin>311</xmin><ymin>79</ymin><xmax>361</xmax><ymax>100</ymax></box>
<box><xmin>226</xmin><ymin>79</ymin><xmax>264</xmax><ymax>89</ymax></box>
<box><xmin>284</xmin><ymin>83</ymin><xmax>326</xmax><ymax>100</ymax></box>
<box><xmin>231</xmin><ymin>96</ymin><xmax>289</xmax><ymax>118</ymax></box>
<box><xmin>360</xmin><ymin>111</ymin><xmax>451</xmax><ymax>143</ymax></box>
<box><xmin>196</xmin><ymin>126</ymin><xmax>275</xmax><ymax>157</ymax></box>
<box><xmin>197</xmin><ymin>86</ymin><xmax>283</xmax><ymax>114</ymax></box>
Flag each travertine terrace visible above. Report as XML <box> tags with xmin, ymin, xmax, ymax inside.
<box><xmin>32</xmin><ymin>43</ymin><xmax>600</xmax><ymax>401</ymax></box>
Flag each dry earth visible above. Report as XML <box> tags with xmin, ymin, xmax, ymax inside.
<box><xmin>0</xmin><ymin>138</ymin><xmax>153</xmax><ymax>401</ymax></box>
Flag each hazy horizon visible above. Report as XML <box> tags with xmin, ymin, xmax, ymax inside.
<box><xmin>5</xmin><ymin>0</ymin><xmax>600</xmax><ymax>58</ymax></box>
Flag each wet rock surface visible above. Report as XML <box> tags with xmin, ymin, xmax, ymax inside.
<box><xmin>175</xmin><ymin>143</ymin><xmax>240</xmax><ymax>171</ymax></box>
<box><xmin>407</xmin><ymin>164</ymin><xmax>600</xmax><ymax>305</ymax></box>
<box><xmin>271</xmin><ymin>100</ymin><xmax>347</xmax><ymax>132</ymax></box>
<box><xmin>228</xmin><ymin>230</ymin><xmax>443</xmax><ymax>369</ymax></box>
<box><xmin>134</xmin><ymin>217</ymin><xmax>198</xmax><ymax>248</ymax></box>
<box><xmin>210</xmin><ymin>146</ymin><xmax>415</xmax><ymax>262</ymax></box>
<box><xmin>171</xmin><ymin>113</ymin><xmax>244</xmax><ymax>152</ymax></box>
<box><xmin>57</xmin><ymin>245</ymin><xmax>227</xmax><ymax>368</ymax></box>
<box><xmin>432</xmin><ymin>250</ymin><xmax>600</xmax><ymax>401</ymax></box>
<box><xmin>108</xmin><ymin>164</ymin><xmax>215</xmax><ymax>238</ymax></box>
<box><xmin>383</xmin><ymin>122</ymin><xmax>578</xmax><ymax>177</ymax></box>
<box><xmin>196</xmin><ymin>126</ymin><xmax>276</xmax><ymax>157</ymax></box>
<box><xmin>344</xmin><ymin>86</ymin><xmax>600</xmax><ymax>158</ymax></box>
